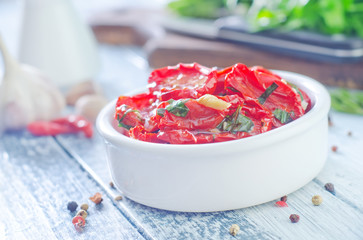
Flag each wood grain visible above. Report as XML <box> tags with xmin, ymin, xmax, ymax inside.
<box><xmin>0</xmin><ymin>132</ymin><xmax>145</xmax><ymax>240</ymax></box>
<box><xmin>56</xmin><ymin>113</ymin><xmax>363</xmax><ymax>240</ymax></box>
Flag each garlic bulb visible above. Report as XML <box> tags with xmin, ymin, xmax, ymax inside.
<box><xmin>0</xmin><ymin>36</ymin><xmax>65</xmax><ymax>130</ymax></box>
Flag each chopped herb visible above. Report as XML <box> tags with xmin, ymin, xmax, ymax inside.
<box><xmin>217</xmin><ymin>106</ymin><xmax>254</xmax><ymax>133</ymax></box>
<box><xmin>165</xmin><ymin>99</ymin><xmax>190</xmax><ymax>117</ymax></box>
<box><xmin>273</xmin><ymin>108</ymin><xmax>293</xmax><ymax>124</ymax></box>
<box><xmin>258</xmin><ymin>82</ymin><xmax>279</xmax><ymax>105</ymax></box>
<box><xmin>226</xmin><ymin>86</ymin><xmax>239</xmax><ymax>92</ymax></box>
<box><xmin>156</xmin><ymin>108</ymin><xmax>166</xmax><ymax>117</ymax></box>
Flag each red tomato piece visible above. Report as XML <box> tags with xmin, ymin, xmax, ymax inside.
<box><xmin>115</xmin><ymin>92</ymin><xmax>159</xmax><ymax>130</ymax></box>
<box><xmin>27</xmin><ymin>121</ymin><xmax>75</xmax><ymax>136</ymax></box>
<box><xmin>129</xmin><ymin>125</ymin><xmax>164</xmax><ymax>143</ymax></box>
<box><xmin>214</xmin><ymin>65</ymin><xmax>234</xmax><ymax>95</ymax></box>
<box><xmin>225</xmin><ymin>64</ymin><xmax>305</xmax><ymax>126</ymax></box>
<box><xmin>157</xmin><ymin>129</ymin><xmax>197</xmax><ymax>144</ymax></box>
<box><xmin>158</xmin><ymin>99</ymin><xmax>225</xmax><ymax>131</ymax></box>
<box><xmin>148</xmin><ymin>63</ymin><xmax>218</xmax><ymax>101</ymax></box>
<box><xmin>242</xmin><ymin>97</ymin><xmax>273</xmax><ymax>134</ymax></box>
<box><xmin>52</xmin><ymin>115</ymin><xmax>93</xmax><ymax>138</ymax></box>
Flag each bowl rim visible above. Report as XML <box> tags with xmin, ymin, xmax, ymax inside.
<box><xmin>96</xmin><ymin>70</ymin><xmax>331</xmax><ymax>153</ymax></box>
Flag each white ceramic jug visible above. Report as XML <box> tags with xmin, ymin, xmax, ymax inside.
<box><xmin>18</xmin><ymin>0</ymin><xmax>100</xmax><ymax>89</ymax></box>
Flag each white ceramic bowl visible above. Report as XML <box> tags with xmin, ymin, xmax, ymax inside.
<box><xmin>96</xmin><ymin>71</ymin><xmax>331</xmax><ymax>212</ymax></box>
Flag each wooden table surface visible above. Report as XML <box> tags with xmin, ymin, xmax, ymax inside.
<box><xmin>1</xmin><ymin>1</ymin><xmax>363</xmax><ymax>239</ymax></box>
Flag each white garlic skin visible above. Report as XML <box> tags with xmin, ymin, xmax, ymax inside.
<box><xmin>66</xmin><ymin>80</ymin><xmax>103</xmax><ymax>106</ymax></box>
<box><xmin>75</xmin><ymin>94</ymin><xmax>108</xmax><ymax>123</ymax></box>
<box><xmin>2</xmin><ymin>65</ymin><xmax>65</xmax><ymax>130</ymax></box>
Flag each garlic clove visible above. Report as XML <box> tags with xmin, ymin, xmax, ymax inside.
<box><xmin>66</xmin><ymin>80</ymin><xmax>103</xmax><ymax>106</ymax></box>
<box><xmin>75</xmin><ymin>94</ymin><xmax>108</xmax><ymax>123</ymax></box>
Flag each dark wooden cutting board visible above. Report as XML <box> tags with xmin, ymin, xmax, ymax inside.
<box><xmin>89</xmin><ymin>9</ymin><xmax>363</xmax><ymax>89</ymax></box>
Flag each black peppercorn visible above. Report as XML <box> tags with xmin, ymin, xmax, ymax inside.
<box><xmin>280</xmin><ymin>195</ymin><xmax>287</xmax><ymax>202</ymax></box>
<box><xmin>67</xmin><ymin>201</ymin><xmax>78</xmax><ymax>212</ymax></box>
<box><xmin>324</xmin><ymin>183</ymin><xmax>335</xmax><ymax>195</ymax></box>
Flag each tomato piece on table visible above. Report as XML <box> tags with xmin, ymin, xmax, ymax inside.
<box><xmin>27</xmin><ymin>121</ymin><xmax>75</xmax><ymax>136</ymax></box>
<box><xmin>148</xmin><ymin>63</ymin><xmax>218</xmax><ymax>101</ymax></box>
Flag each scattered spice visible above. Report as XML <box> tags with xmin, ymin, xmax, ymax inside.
<box><xmin>109</xmin><ymin>181</ymin><xmax>115</xmax><ymax>188</ymax></box>
<box><xmin>67</xmin><ymin>201</ymin><xmax>78</xmax><ymax>212</ymax></box>
<box><xmin>90</xmin><ymin>192</ymin><xmax>103</xmax><ymax>204</ymax></box>
<box><xmin>280</xmin><ymin>195</ymin><xmax>287</xmax><ymax>202</ymax></box>
<box><xmin>275</xmin><ymin>201</ymin><xmax>288</xmax><ymax>207</ymax></box>
<box><xmin>331</xmin><ymin>145</ymin><xmax>338</xmax><ymax>152</ymax></box>
<box><xmin>114</xmin><ymin>195</ymin><xmax>123</xmax><ymax>201</ymax></box>
<box><xmin>324</xmin><ymin>183</ymin><xmax>335</xmax><ymax>195</ymax></box>
<box><xmin>72</xmin><ymin>215</ymin><xmax>86</xmax><ymax>229</ymax></box>
<box><xmin>77</xmin><ymin>209</ymin><xmax>88</xmax><ymax>220</ymax></box>
<box><xmin>328</xmin><ymin>115</ymin><xmax>333</xmax><ymax>126</ymax></box>
<box><xmin>229</xmin><ymin>224</ymin><xmax>240</xmax><ymax>236</ymax></box>
<box><xmin>289</xmin><ymin>214</ymin><xmax>300</xmax><ymax>223</ymax></box>
<box><xmin>80</xmin><ymin>203</ymin><xmax>89</xmax><ymax>211</ymax></box>
<box><xmin>312</xmin><ymin>195</ymin><xmax>323</xmax><ymax>206</ymax></box>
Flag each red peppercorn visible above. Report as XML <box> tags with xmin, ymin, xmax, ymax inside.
<box><xmin>289</xmin><ymin>214</ymin><xmax>300</xmax><ymax>223</ymax></box>
<box><xmin>275</xmin><ymin>201</ymin><xmax>288</xmax><ymax>207</ymax></box>
<box><xmin>331</xmin><ymin>145</ymin><xmax>338</xmax><ymax>152</ymax></box>
<box><xmin>72</xmin><ymin>215</ymin><xmax>86</xmax><ymax>229</ymax></box>
<box><xmin>280</xmin><ymin>195</ymin><xmax>287</xmax><ymax>202</ymax></box>
<box><xmin>90</xmin><ymin>192</ymin><xmax>103</xmax><ymax>204</ymax></box>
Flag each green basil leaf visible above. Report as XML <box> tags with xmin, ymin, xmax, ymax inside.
<box><xmin>156</xmin><ymin>108</ymin><xmax>166</xmax><ymax>117</ymax></box>
<box><xmin>217</xmin><ymin>106</ymin><xmax>254</xmax><ymax>133</ymax></box>
<box><xmin>166</xmin><ymin>99</ymin><xmax>189</xmax><ymax>117</ymax></box>
<box><xmin>273</xmin><ymin>108</ymin><xmax>293</xmax><ymax>124</ymax></box>
<box><xmin>258</xmin><ymin>82</ymin><xmax>279</xmax><ymax>105</ymax></box>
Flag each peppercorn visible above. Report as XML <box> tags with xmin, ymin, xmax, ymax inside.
<box><xmin>109</xmin><ymin>181</ymin><xmax>115</xmax><ymax>188</ymax></box>
<box><xmin>328</xmin><ymin>115</ymin><xmax>333</xmax><ymax>126</ymax></box>
<box><xmin>80</xmin><ymin>203</ymin><xmax>89</xmax><ymax>211</ymax></box>
<box><xmin>90</xmin><ymin>192</ymin><xmax>103</xmax><ymax>204</ymax></box>
<box><xmin>72</xmin><ymin>215</ymin><xmax>86</xmax><ymax>229</ymax></box>
<box><xmin>347</xmin><ymin>131</ymin><xmax>352</xmax><ymax>136</ymax></box>
<box><xmin>331</xmin><ymin>145</ymin><xmax>338</xmax><ymax>152</ymax></box>
<box><xmin>67</xmin><ymin>201</ymin><xmax>78</xmax><ymax>212</ymax></box>
<box><xmin>114</xmin><ymin>195</ymin><xmax>123</xmax><ymax>201</ymax></box>
<box><xmin>275</xmin><ymin>201</ymin><xmax>288</xmax><ymax>207</ymax></box>
<box><xmin>280</xmin><ymin>195</ymin><xmax>287</xmax><ymax>202</ymax></box>
<box><xmin>312</xmin><ymin>195</ymin><xmax>323</xmax><ymax>206</ymax></box>
<box><xmin>324</xmin><ymin>183</ymin><xmax>335</xmax><ymax>195</ymax></box>
<box><xmin>289</xmin><ymin>214</ymin><xmax>300</xmax><ymax>223</ymax></box>
<box><xmin>76</xmin><ymin>209</ymin><xmax>88</xmax><ymax>220</ymax></box>
<box><xmin>229</xmin><ymin>224</ymin><xmax>240</xmax><ymax>236</ymax></box>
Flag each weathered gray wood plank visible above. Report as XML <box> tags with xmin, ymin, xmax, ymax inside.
<box><xmin>56</xmin><ymin>109</ymin><xmax>363</xmax><ymax>240</ymax></box>
<box><xmin>0</xmin><ymin>131</ymin><xmax>145</xmax><ymax>240</ymax></box>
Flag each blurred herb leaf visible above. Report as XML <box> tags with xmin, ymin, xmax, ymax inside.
<box><xmin>330</xmin><ymin>88</ymin><xmax>363</xmax><ymax>115</ymax></box>
<box><xmin>249</xmin><ymin>0</ymin><xmax>363</xmax><ymax>38</ymax></box>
